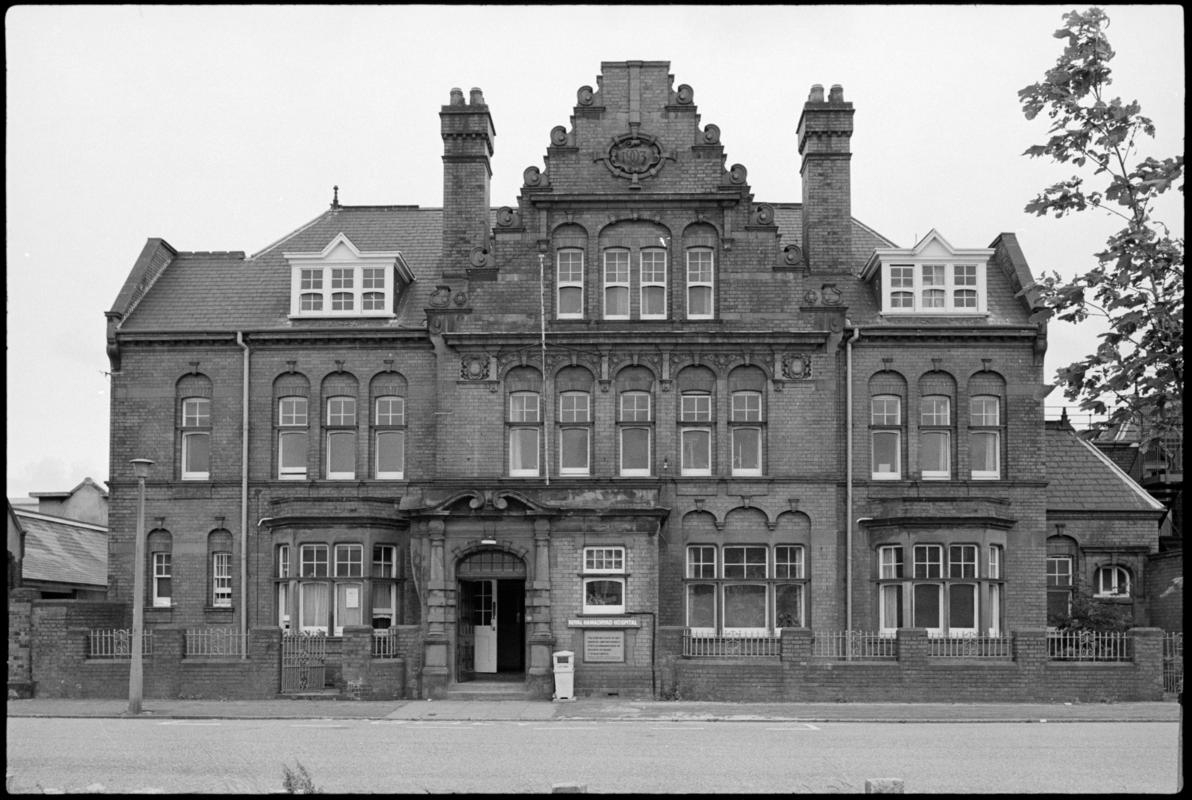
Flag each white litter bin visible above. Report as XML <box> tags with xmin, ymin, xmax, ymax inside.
<box><xmin>552</xmin><ymin>650</ymin><xmax>575</xmax><ymax>701</ymax></box>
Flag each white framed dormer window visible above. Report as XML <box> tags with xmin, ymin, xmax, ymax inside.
<box><xmin>285</xmin><ymin>233</ymin><xmax>415</xmax><ymax>319</ymax></box>
<box><xmin>582</xmin><ymin>546</ymin><xmax>626</xmax><ymax>614</ymax></box>
<box><xmin>640</xmin><ymin>248</ymin><xmax>668</xmax><ymax>319</ymax></box>
<box><xmin>863</xmin><ymin>230</ymin><xmax>992</xmax><ymax>316</ymax></box>
<box><xmin>556</xmin><ymin>249</ymin><xmax>584</xmax><ymax>319</ymax></box>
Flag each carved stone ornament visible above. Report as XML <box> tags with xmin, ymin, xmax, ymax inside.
<box><xmin>429</xmin><ymin>285</ymin><xmax>452</xmax><ymax>308</ymax></box>
<box><xmin>602</xmin><ymin>132</ymin><xmax>670</xmax><ymax>181</ymax></box>
<box><xmin>675</xmin><ymin>84</ymin><xmax>694</xmax><ymax>104</ymax></box>
<box><xmin>453</xmin><ymin>291</ymin><xmax>469</xmax><ymax>306</ymax></box>
<box><xmin>577</xmin><ymin>85</ymin><xmax>594</xmax><ymax>106</ymax></box>
<box><xmin>781</xmin><ymin>353</ymin><xmax>812</xmax><ymax>380</ymax></box>
<box><xmin>803</xmin><ymin>289</ymin><xmax>820</xmax><ymax>305</ymax></box>
<box><xmin>496</xmin><ymin>206</ymin><xmax>517</xmax><ymax>227</ymax></box>
<box><xmin>460</xmin><ymin>356</ymin><xmax>490</xmax><ymax>381</ymax></box>
<box><xmin>701</xmin><ymin>124</ymin><xmax>720</xmax><ymax>144</ymax></box>
<box><xmin>753</xmin><ymin>204</ymin><xmax>775</xmax><ymax>225</ymax></box>
<box><xmin>469</xmin><ymin>248</ymin><xmax>489</xmax><ymax>268</ymax></box>
<box><xmin>729</xmin><ymin>163</ymin><xmax>748</xmax><ymax>184</ymax></box>
<box><xmin>523</xmin><ymin>166</ymin><xmax>543</xmax><ymax>186</ymax></box>
<box><xmin>821</xmin><ymin>284</ymin><xmax>843</xmax><ymax>305</ymax></box>
<box><xmin>550</xmin><ymin>126</ymin><xmax>569</xmax><ymax>146</ymax></box>
<box><xmin>784</xmin><ymin>244</ymin><xmax>804</xmax><ymax>267</ymax></box>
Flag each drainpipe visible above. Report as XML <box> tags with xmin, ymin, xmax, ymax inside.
<box><xmin>236</xmin><ymin>332</ymin><xmax>250</xmax><ymax>657</ymax></box>
<box><xmin>845</xmin><ymin>322</ymin><xmax>861</xmax><ymax>636</ymax></box>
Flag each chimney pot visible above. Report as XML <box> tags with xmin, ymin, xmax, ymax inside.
<box><xmin>829</xmin><ymin>84</ymin><xmax>844</xmax><ymax>103</ymax></box>
<box><xmin>449</xmin><ymin>87</ymin><xmax>464</xmax><ymax>106</ymax></box>
<box><xmin>809</xmin><ymin>84</ymin><xmax>825</xmax><ymax>103</ymax></box>
<box><xmin>469</xmin><ymin>87</ymin><xmax>485</xmax><ymax>106</ymax></box>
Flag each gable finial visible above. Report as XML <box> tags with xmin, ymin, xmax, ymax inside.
<box><xmin>331</xmin><ymin>185</ymin><xmax>340</xmax><ymax>209</ymax></box>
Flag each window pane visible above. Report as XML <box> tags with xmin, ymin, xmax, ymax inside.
<box><xmin>375</xmin><ymin>397</ymin><xmax>405</xmax><ymax>425</ymax></box>
<box><xmin>949</xmin><ymin>584</ymin><xmax>976</xmax><ymax>629</ymax></box>
<box><xmin>970</xmin><ymin>396</ymin><xmax>1000</xmax><ymax>425</ymax></box>
<box><xmin>881</xmin><ymin>584</ymin><xmax>903</xmax><ymax>629</ymax></box>
<box><xmin>560</xmin><ymin>428</ymin><xmax>590</xmax><ymax>473</ymax></box>
<box><xmin>681</xmin><ymin>394</ymin><xmax>711</xmax><ymax>422</ymax></box>
<box><xmin>688</xmin><ymin>285</ymin><xmax>712</xmax><ymax>317</ymax></box>
<box><xmin>300</xmin><ymin>583</ymin><xmax>329</xmax><ymax>631</ymax></box>
<box><xmin>335</xmin><ymin>544</ymin><xmax>363</xmax><ymax>577</ymax></box>
<box><xmin>687</xmin><ymin>583</ymin><xmax>716</xmax><ymax>628</ymax></box>
<box><xmin>184</xmin><ymin>432</ymin><xmax>210</xmax><ymax>475</ymax></box>
<box><xmin>301</xmin><ymin>269</ymin><xmax>323</xmax><ymax>290</ymax></box>
<box><xmin>376</xmin><ymin>431</ymin><xmax>404</xmax><ymax>477</ymax></box>
<box><xmin>949</xmin><ymin>545</ymin><xmax>977</xmax><ymax>578</ymax></box>
<box><xmin>914</xmin><ymin>545</ymin><xmax>943</xmax><ymax>579</ymax></box>
<box><xmin>879</xmin><ymin>546</ymin><xmax>903</xmax><ymax>579</ymax></box>
<box><xmin>920</xmin><ymin>431</ymin><xmax>949</xmax><ymax>475</ymax></box>
<box><xmin>775</xmin><ymin>584</ymin><xmax>803</xmax><ymax>628</ymax></box>
<box><xmin>681</xmin><ymin>428</ymin><xmax>710</xmax><ymax>473</ymax></box>
<box><xmin>921</xmin><ymin>396</ymin><xmax>949</xmax><ymax>425</ymax></box>
<box><xmin>182</xmin><ymin>398</ymin><xmax>210</xmax><ymax>427</ymax></box>
<box><xmin>724</xmin><ymin>546</ymin><xmax>766</xmax><ymax>579</ymax></box>
<box><xmin>280</xmin><ymin>431</ymin><xmax>307</xmax><ymax>475</ymax></box>
<box><xmin>605</xmin><ymin>285</ymin><xmax>629</xmax><ymax>316</ymax></box>
<box><xmin>327</xmin><ymin>397</ymin><xmax>356</xmax><ymax>425</ymax></box>
<box><xmin>584</xmin><ymin>579</ymin><xmax>624</xmax><ymax>609</ymax></box>
<box><xmin>620</xmin><ymin>392</ymin><xmax>651</xmax><ymax>421</ymax></box>
<box><xmin>620</xmin><ymin>427</ymin><xmax>650</xmax><ymax>474</ymax></box>
<box><xmin>509</xmin><ymin>393</ymin><xmax>540</xmax><ymax>422</ymax></box>
<box><xmin>871</xmin><ymin>395</ymin><xmax>900</xmax><ymax>424</ymax></box>
<box><xmin>731</xmin><ymin>392</ymin><xmax>762</xmax><ymax>422</ymax></box>
<box><xmin>774</xmin><ymin>545</ymin><xmax>803</xmax><ymax>579</ymax></box>
<box><xmin>971</xmin><ymin>431</ymin><xmax>999</xmax><ymax>475</ymax></box>
<box><xmin>585</xmin><ymin>547</ymin><xmax>624</xmax><ymax>572</ymax></box>
<box><xmin>913</xmin><ymin>583</ymin><xmax>940</xmax><ymax>628</ymax></box>
<box><xmin>872</xmin><ymin>431</ymin><xmax>899</xmax><ymax>475</ymax></box>
<box><xmin>336</xmin><ymin>583</ymin><xmax>363</xmax><ymax>630</ymax></box>
<box><xmin>559</xmin><ymin>392</ymin><xmax>590</xmax><ymax>423</ymax></box>
<box><xmin>280</xmin><ymin>397</ymin><xmax>308</xmax><ymax>426</ymax></box>
<box><xmin>723</xmin><ymin>584</ymin><xmax>767</xmax><ymax>629</ymax></box>
<box><xmin>641</xmin><ymin>285</ymin><xmax>666</xmax><ymax>316</ymax></box>
<box><xmin>510</xmin><ymin>428</ymin><xmax>539</xmax><ymax>473</ymax></box>
<box><xmin>687</xmin><ymin>546</ymin><xmax>716</xmax><ymax>579</ymax></box>
<box><xmin>301</xmin><ymin>545</ymin><xmax>328</xmax><ymax>577</ymax></box>
<box><xmin>558</xmin><ymin>286</ymin><xmax>582</xmax><ymax>316</ymax></box>
<box><xmin>372</xmin><ymin>545</ymin><xmax>396</xmax><ymax>578</ymax></box>
<box><xmin>327</xmin><ymin>431</ymin><xmax>355</xmax><ymax>477</ymax></box>
<box><xmin>732</xmin><ymin>427</ymin><xmax>761</xmax><ymax>473</ymax></box>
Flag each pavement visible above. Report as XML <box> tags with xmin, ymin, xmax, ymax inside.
<box><xmin>7</xmin><ymin>696</ymin><xmax>1181</xmax><ymax>723</ymax></box>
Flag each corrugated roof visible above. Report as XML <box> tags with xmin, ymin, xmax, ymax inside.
<box><xmin>16</xmin><ymin>510</ymin><xmax>107</xmax><ymax>588</ymax></box>
<box><xmin>1045</xmin><ymin>424</ymin><xmax>1166</xmax><ymax>513</ymax></box>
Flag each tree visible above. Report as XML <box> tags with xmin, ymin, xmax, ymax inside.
<box><xmin>1019</xmin><ymin>7</ymin><xmax>1183</xmax><ymax>450</ymax></box>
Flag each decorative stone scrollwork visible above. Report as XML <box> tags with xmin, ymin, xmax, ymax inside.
<box><xmin>469</xmin><ymin>248</ymin><xmax>489</xmax><ymax>268</ymax></box>
<box><xmin>781</xmin><ymin>353</ymin><xmax>812</xmax><ymax>380</ymax></box>
<box><xmin>676</xmin><ymin>84</ymin><xmax>694</xmax><ymax>104</ymax></box>
<box><xmin>701</xmin><ymin>124</ymin><xmax>720</xmax><ymax>144</ymax></box>
<box><xmin>460</xmin><ymin>355</ymin><xmax>490</xmax><ymax>381</ymax></box>
<box><xmin>729</xmin><ymin>163</ymin><xmax>748</xmax><ymax>184</ymax></box>
<box><xmin>783</xmin><ymin>244</ymin><xmax>804</xmax><ymax>267</ymax></box>
<box><xmin>753</xmin><ymin>204</ymin><xmax>775</xmax><ymax>225</ymax></box>
<box><xmin>550</xmin><ymin>126</ymin><xmax>569</xmax><ymax>146</ymax></box>
<box><xmin>821</xmin><ymin>284</ymin><xmax>843</xmax><ymax>305</ymax></box>
<box><xmin>453</xmin><ymin>291</ymin><xmax>469</xmax><ymax>307</ymax></box>
<box><xmin>496</xmin><ymin>206</ymin><xmax>517</xmax><ymax>227</ymax></box>
<box><xmin>523</xmin><ymin>166</ymin><xmax>543</xmax><ymax>186</ymax></box>
<box><xmin>429</xmin><ymin>285</ymin><xmax>452</xmax><ymax>308</ymax></box>
<box><xmin>577</xmin><ymin>85</ymin><xmax>594</xmax><ymax>106</ymax></box>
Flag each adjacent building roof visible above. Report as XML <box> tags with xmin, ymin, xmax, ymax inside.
<box><xmin>14</xmin><ymin>509</ymin><xmax>107</xmax><ymax>589</ymax></box>
<box><xmin>1045</xmin><ymin>421</ymin><xmax>1166</xmax><ymax>513</ymax></box>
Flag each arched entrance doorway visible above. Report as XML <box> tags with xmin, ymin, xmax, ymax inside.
<box><xmin>456</xmin><ymin>548</ymin><xmax>526</xmax><ymax>682</ymax></box>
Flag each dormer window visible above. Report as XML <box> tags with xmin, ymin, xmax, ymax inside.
<box><xmin>285</xmin><ymin>233</ymin><xmax>414</xmax><ymax>319</ymax></box>
<box><xmin>863</xmin><ymin>230</ymin><xmax>991</xmax><ymax>316</ymax></box>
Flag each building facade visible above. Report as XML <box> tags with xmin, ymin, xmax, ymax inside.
<box><xmin>102</xmin><ymin>61</ymin><xmax>1124</xmax><ymax>700</ymax></box>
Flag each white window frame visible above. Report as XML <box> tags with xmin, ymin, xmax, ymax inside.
<box><xmin>180</xmin><ymin>397</ymin><xmax>211</xmax><ymax>481</ymax></box>
<box><xmin>639</xmin><ymin>248</ymin><xmax>668</xmax><ymax>319</ymax></box>
<box><xmin>618</xmin><ymin>391</ymin><xmax>652</xmax><ymax>477</ymax></box>
<box><xmin>582</xmin><ymin>546</ymin><xmax>626</xmax><ymax>615</ymax></box>
<box><xmin>298</xmin><ymin>581</ymin><xmax>330</xmax><ymax>634</ymax></box>
<box><xmin>277</xmin><ymin>545</ymin><xmax>292</xmax><ymax>630</ymax></box>
<box><xmin>685</xmin><ymin>546</ymin><xmax>718</xmax><ymax>635</ymax></box>
<box><xmin>1095</xmin><ymin>565</ymin><xmax>1131</xmax><ymax>597</ymax></box>
<box><xmin>773</xmin><ymin>545</ymin><xmax>806</xmax><ymax>628</ymax></box>
<box><xmin>278</xmin><ymin>396</ymin><xmax>308</xmax><ymax>480</ymax></box>
<box><xmin>374</xmin><ymin>396</ymin><xmax>406</xmax><ymax>480</ymax></box>
<box><xmin>721</xmin><ymin>545</ymin><xmax>770</xmax><ymax>635</ymax></box>
<box><xmin>558</xmin><ymin>391</ymin><xmax>591</xmax><ymax>476</ymax></box>
<box><xmin>508</xmin><ymin>391</ymin><xmax>541</xmax><ymax>477</ymax></box>
<box><xmin>285</xmin><ymin>234</ymin><xmax>411</xmax><ymax>320</ymax></box>
<box><xmin>970</xmin><ymin>395</ymin><xmax>1001</xmax><ymax>480</ymax></box>
<box><xmin>730</xmin><ymin>391</ymin><xmax>764</xmax><ymax>477</ymax></box>
<box><xmin>879</xmin><ymin>261</ymin><xmax>988</xmax><ymax>315</ymax></box>
<box><xmin>556</xmin><ymin>249</ymin><xmax>585</xmax><ymax>319</ymax></box>
<box><xmin>870</xmin><ymin>395</ymin><xmax>902</xmax><ymax>480</ymax></box>
<box><xmin>212</xmin><ymin>551</ymin><xmax>232</xmax><ymax>607</ymax></box>
<box><xmin>603</xmin><ymin>249</ymin><xmax>631</xmax><ymax>320</ymax></box>
<box><xmin>325</xmin><ymin>396</ymin><xmax>357</xmax><ymax>480</ymax></box>
<box><xmin>919</xmin><ymin>395</ymin><xmax>951</xmax><ymax>480</ymax></box>
<box><xmin>686</xmin><ymin>248</ymin><xmax>714</xmax><ymax>319</ymax></box>
<box><xmin>152</xmin><ymin>551</ymin><xmax>172</xmax><ymax>607</ymax></box>
<box><xmin>680</xmin><ymin>393</ymin><xmax>713</xmax><ymax>476</ymax></box>
<box><xmin>877</xmin><ymin>545</ymin><xmax>904</xmax><ymax>634</ymax></box>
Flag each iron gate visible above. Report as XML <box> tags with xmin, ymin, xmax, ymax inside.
<box><xmin>281</xmin><ymin>633</ymin><xmax>327</xmax><ymax>693</ymax></box>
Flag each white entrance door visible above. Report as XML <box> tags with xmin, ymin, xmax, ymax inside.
<box><xmin>473</xmin><ymin>579</ymin><xmax>497</xmax><ymax>673</ymax></box>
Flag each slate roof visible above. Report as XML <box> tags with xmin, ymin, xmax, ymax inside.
<box><xmin>112</xmin><ymin>204</ymin><xmax>898</xmax><ymax>333</ymax></box>
<box><xmin>15</xmin><ymin>510</ymin><xmax>108</xmax><ymax>588</ymax></box>
<box><xmin>1045</xmin><ymin>422</ymin><xmax>1166</xmax><ymax>513</ymax></box>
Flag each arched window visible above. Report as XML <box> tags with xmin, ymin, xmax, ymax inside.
<box><xmin>322</xmin><ymin>372</ymin><xmax>359</xmax><ymax>480</ymax></box>
<box><xmin>969</xmin><ymin>371</ymin><xmax>1006</xmax><ymax>480</ymax></box>
<box><xmin>869</xmin><ymin>371</ymin><xmax>907</xmax><ymax>480</ymax></box>
<box><xmin>729</xmin><ymin>366</ymin><xmax>767</xmax><ymax>477</ymax></box>
<box><xmin>553</xmin><ymin>224</ymin><xmax>587</xmax><ymax>320</ymax></box>
<box><xmin>616</xmin><ymin>366</ymin><xmax>655</xmax><ymax>477</ymax></box>
<box><xmin>918</xmin><ymin>371</ymin><xmax>956</xmax><ymax>480</ymax></box>
<box><xmin>598</xmin><ymin>221</ymin><xmax>673</xmax><ymax>320</ymax></box>
<box><xmin>274</xmin><ymin>373</ymin><xmax>310</xmax><ymax>480</ymax></box>
<box><xmin>556</xmin><ymin>366</ymin><xmax>594</xmax><ymax>476</ymax></box>
<box><xmin>603</xmin><ymin>248</ymin><xmax>631</xmax><ymax>319</ymax></box>
<box><xmin>677</xmin><ymin>366</ymin><xmax>716</xmax><ymax>476</ymax></box>
<box><xmin>371</xmin><ymin>371</ymin><xmax>408</xmax><ymax>480</ymax></box>
<box><xmin>176</xmin><ymin>373</ymin><xmax>212</xmax><ymax>481</ymax></box>
<box><xmin>506</xmin><ymin>367</ymin><xmax>542</xmax><ymax>477</ymax></box>
<box><xmin>147</xmin><ymin>529</ymin><xmax>172</xmax><ymax>608</ymax></box>
<box><xmin>640</xmin><ymin>247</ymin><xmax>667</xmax><ymax>319</ymax></box>
<box><xmin>1095</xmin><ymin>565</ymin><xmax>1132</xmax><ymax>598</ymax></box>
<box><xmin>683</xmin><ymin>222</ymin><xmax>719</xmax><ymax>320</ymax></box>
<box><xmin>208</xmin><ymin>529</ymin><xmax>233</xmax><ymax>608</ymax></box>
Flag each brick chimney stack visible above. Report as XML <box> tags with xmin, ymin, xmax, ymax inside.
<box><xmin>796</xmin><ymin>83</ymin><xmax>854</xmax><ymax>272</ymax></box>
<box><xmin>440</xmin><ymin>86</ymin><xmax>495</xmax><ymax>278</ymax></box>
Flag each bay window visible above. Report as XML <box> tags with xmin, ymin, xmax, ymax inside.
<box><xmin>877</xmin><ymin>542</ymin><xmax>1000</xmax><ymax>636</ymax></box>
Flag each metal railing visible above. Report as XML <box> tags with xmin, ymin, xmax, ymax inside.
<box><xmin>812</xmin><ymin>631</ymin><xmax>897</xmax><ymax>660</ymax></box>
<box><xmin>88</xmin><ymin>629</ymin><xmax>153</xmax><ymax>659</ymax></box>
<box><xmin>683</xmin><ymin>632</ymin><xmax>781</xmax><ymax>658</ymax></box>
<box><xmin>372</xmin><ymin>630</ymin><xmax>401</xmax><ymax>659</ymax></box>
<box><xmin>1163</xmin><ymin>632</ymin><xmax>1183</xmax><ymax>693</ymax></box>
<box><xmin>927</xmin><ymin>635</ymin><xmax>1013</xmax><ymax>659</ymax></box>
<box><xmin>184</xmin><ymin>628</ymin><xmax>247</xmax><ymax>657</ymax></box>
<box><xmin>1047</xmin><ymin>630</ymin><xmax>1133</xmax><ymax>662</ymax></box>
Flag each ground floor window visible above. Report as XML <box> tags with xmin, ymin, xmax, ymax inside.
<box><xmin>876</xmin><ymin>542</ymin><xmax>1003</xmax><ymax>636</ymax></box>
<box><xmin>685</xmin><ymin>544</ymin><xmax>805</xmax><ymax>634</ymax></box>
<box><xmin>275</xmin><ymin>540</ymin><xmax>402</xmax><ymax>635</ymax></box>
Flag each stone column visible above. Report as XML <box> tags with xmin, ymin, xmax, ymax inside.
<box><xmin>422</xmin><ymin>519</ymin><xmax>450</xmax><ymax>697</ymax></box>
<box><xmin>527</xmin><ymin>518</ymin><xmax>556</xmax><ymax>698</ymax></box>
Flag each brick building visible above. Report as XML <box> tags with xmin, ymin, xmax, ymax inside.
<box><xmin>98</xmin><ymin>61</ymin><xmax>1167</xmax><ymax>700</ymax></box>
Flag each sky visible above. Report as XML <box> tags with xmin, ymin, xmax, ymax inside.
<box><xmin>5</xmin><ymin>4</ymin><xmax>1184</xmax><ymax>501</ymax></box>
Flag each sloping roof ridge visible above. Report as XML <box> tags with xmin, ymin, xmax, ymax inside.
<box><xmin>851</xmin><ymin>215</ymin><xmax>897</xmax><ymax>248</ymax></box>
<box><xmin>1071</xmin><ymin>431</ymin><xmax>1166</xmax><ymax>511</ymax></box>
<box><xmin>108</xmin><ymin>237</ymin><xmax>177</xmax><ymax>321</ymax></box>
<box><xmin>30</xmin><ymin>476</ymin><xmax>108</xmax><ymax>499</ymax></box>
<box><xmin>248</xmin><ymin>208</ymin><xmax>338</xmax><ymax>261</ymax></box>
<box><xmin>13</xmin><ymin>508</ymin><xmax>109</xmax><ymax>532</ymax></box>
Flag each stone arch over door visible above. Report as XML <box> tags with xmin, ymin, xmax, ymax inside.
<box><xmin>454</xmin><ymin>547</ymin><xmax>528</xmax><ymax>682</ymax></box>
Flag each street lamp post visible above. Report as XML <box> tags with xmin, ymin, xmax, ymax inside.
<box><xmin>128</xmin><ymin>458</ymin><xmax>154</xmax><ymax>715</ymax></box>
